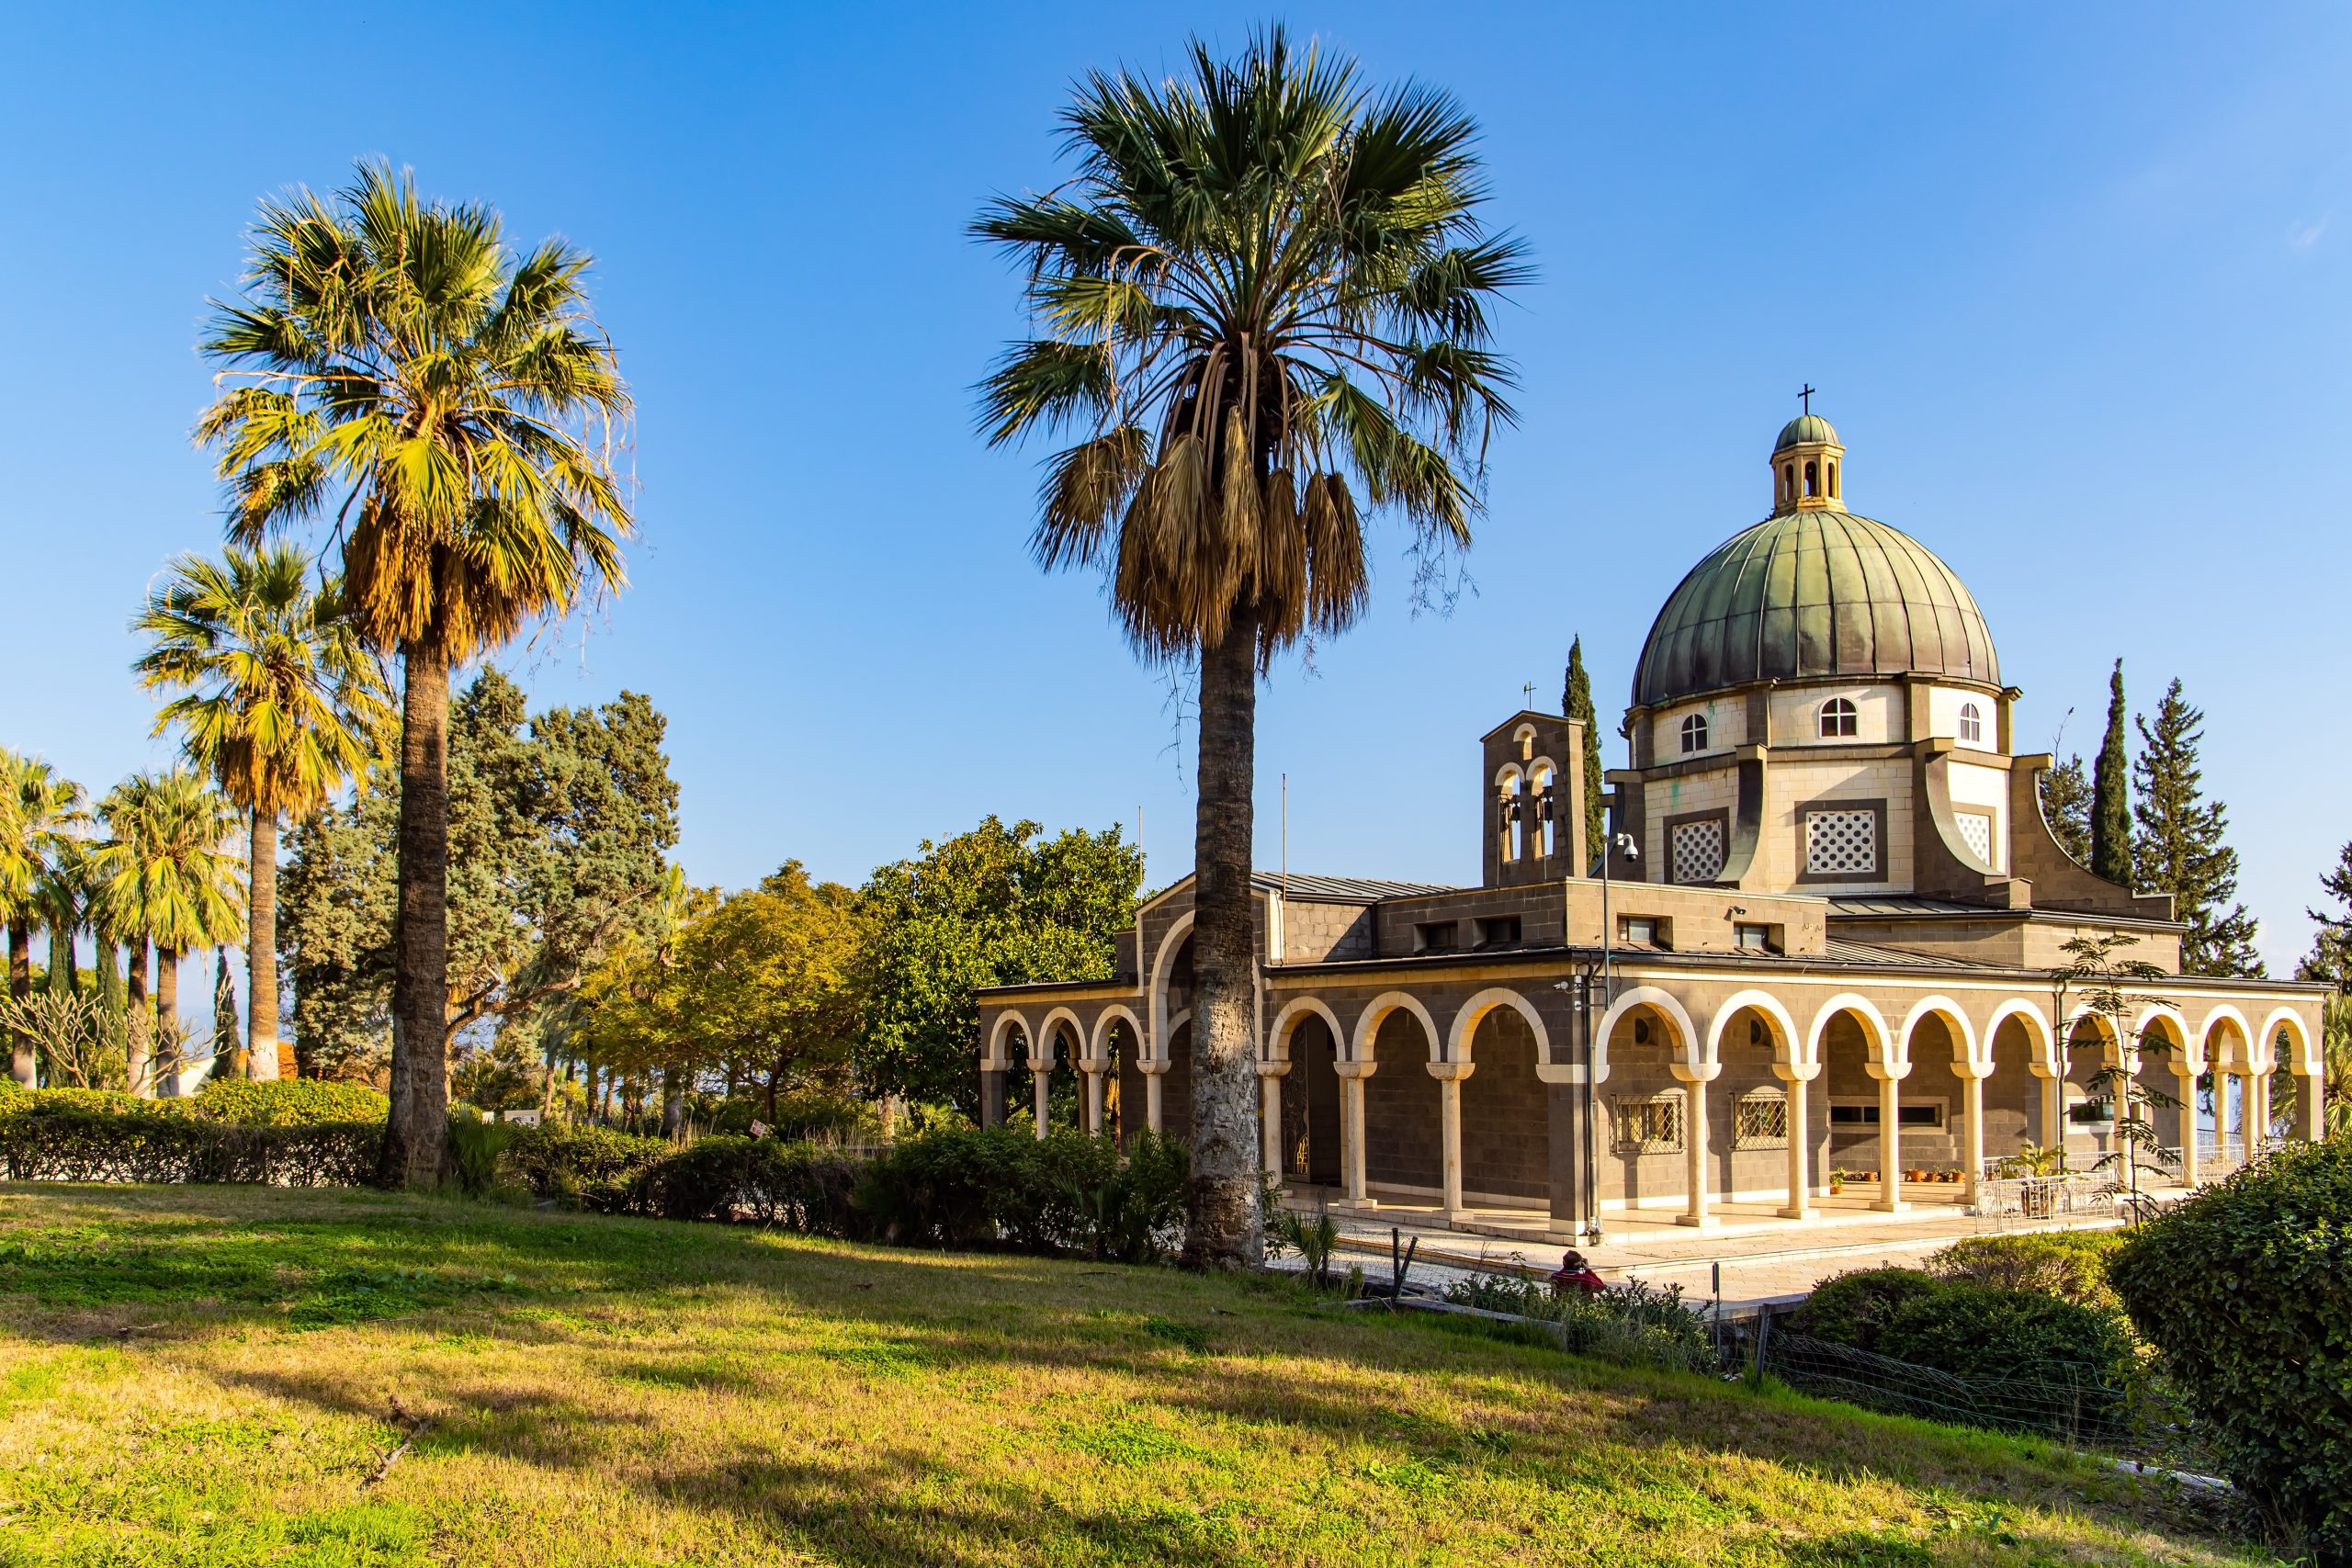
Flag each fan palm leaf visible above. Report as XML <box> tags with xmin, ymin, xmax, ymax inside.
<box><xmin>198</xmin><ymin>162</ymin><xmax>633</xmax><ymax>1181</ymax></box>
<box><xmin>92</xmin><ymin>771</ymin><xmax>244</xmax><ymax>1095</ymax></box>
<box><xmin>976</xmin><ymin>27</ymin><xmax>1526</xmax><ymax>1264</ymax></box>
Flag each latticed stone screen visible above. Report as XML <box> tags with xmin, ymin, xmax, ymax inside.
<box><xmin>1611</xmin><ymin>1093</ymin><xmax>1684</xmax><ymax>1155</ymax></box>
<box><xmin>1734</xmin><ymin>1089</ymin><xmax>1789</xmax><ymax>1148</ymax></box>
<box><xmin>1955</xmin><ymin>810</ymin><xmax>1993</xmax><ymax>863</ymax></box>
<box><xmin>1671</xmin><ymin>818</ymin><xmax>1726</xmax><ymax>884</ymax></box>
<box><xmin>1804</xmin><ymin>808</ymin><xmax>1879</xmax><ymax>876</ymax></box>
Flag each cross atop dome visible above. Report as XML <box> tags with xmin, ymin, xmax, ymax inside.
<box><xmin>1770</xmin><ymin>398</ymin><xmax>1844</xmax><ymax>513</ymax></box>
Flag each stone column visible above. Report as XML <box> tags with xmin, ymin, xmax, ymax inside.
<box><xmin>979</xmin><ymin>1067</ymin><xmax>1004</xmax><ymax>1130</ymax></box>
<box><xmin>2037</xmin><ymin>1066</ymin><xmax>2065</xmax><ymax>1152</ymax></box>
<box><xmin>1140</xmin><ymin>1058</ymin><xmax>1167</xmax><ymax>1134</ymax></box>
<box><xmin>1543</xmin><ymin>1073</ymin><xmax>1594</xmax><ymax>1237</ymax></box>
<box><xmin>1257</xmin><ymin>1061</ymin><xmax>1290</xmax><ymax>1181</ymax></box>
<box><xmin>2248</xmin><ymin>1069</ymin><xmax>2272</xmax><ymax>1155</ymax></box>
<box><xmin>1029</xmin><ymin>1061</ymin><xmax>1052</xmax><ymax>1140</ymax></box>
<box><xmin>2172</xmin><ymin>1064</ymin><xmax>2201</xmax><ymax>1187</ymax></box>
<box><xmin>1871</xmin><ymin>1066</ymin><xmax>1910</xmax><ymax>1212</ymax></box>
<box><xmin>1333</xmin><ymin>1061</ymin><xmax>1376</xmax><ymax>1210</ymax></box>
<box><xmin>1428</xmin><ymin>1062</ymin><xmax>1476</xmax><ymax>1222</ymax></box>
<box><xmin>1776</xmin><ymin>1065</ymin><xmax>1816</xmax><ymax>1219</ymax></box>
<box><xmin>2296</xmin><ymin>1066</ymin><xmax>2325</xmax><ymax>1142</ymax></box>
<box><xmin>1671</xmin><ymin>1066</ymin><xmax>1718</xmax><ymax>1228</ymax></box>
<box><xmin>1083</xmin><ymin>1064</ymin><xmax>1106</xmax><ymax>1136</ymax></box>
<box><xmin>1957</xmin><ymin>1066</ymin><xmax>1988</xmax><ymax>1205</ymax></box>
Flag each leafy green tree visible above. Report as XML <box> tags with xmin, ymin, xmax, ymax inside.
<box><xmin>210</xmin><ymin>950</ymin><xmax>241</xmax><ymax>1077</ymax></box>
<box><xmin>277</xmin><ymin>671</ymin><xmax>678</xmax><ymax>1089</ymax></box>
<box><xmin>856</xmin><ymin>817</ymin><xmax>1143</xmax><ymax>1122</ymax></box>
<box><xmin>92</xmin><ymin>770</ymin><xmax>245</xmax><ymax>1095</ymax></box>
<box><xmin>132</xmin><ymin>544</ymin><xmax>390</xmax><ymax>1081</ymax></box>
<box><xmin>1562</xmin><ymin>637</ymin><xmax>1605</xmax><ymax>867</ymax></box>
<box><xmin>977</xmin><ymin>29</ymin><xmax>1526</xmax><ymax>1264</ymax></box>
<box><xmin>2056</xmin><ymin>931</ymin><xmax>2179</xmax><ymax>1211</ymax></box>
<box><xmin>2091</xmin><ymin>660</ymin><xmax>2132</xmax><ymax>885</ymax></box>
<box><xmin>2038</xmin><ymin>752</ymin><xmax>2093</xmax><ymax>867</ymax></box>
<box><xmin>2132</xmin><ymin>678</ymin><xmax>2261</xmax><ymax>976</ymax></box>
<box><xmin>199</xmin><ymin>163</ymin><xmax>634</xmax><ymax>1187</ymax></box>
<box><xmin>0</xmin><ymin>753</ymin><xmax>89</xmax><ymax>1085</ymax></box>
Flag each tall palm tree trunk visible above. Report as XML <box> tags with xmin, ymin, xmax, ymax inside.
<box><xmin>154</xmin><ymin>945</ymin><xmax>182</xmax><ymax>1096</ymax></box>
<box><xmin>125</xmin><ymin>941</ymin><xmax>152</xmax><ymax>1095</ymax></box>
<box><xmin>7</xmin><ymin>922</ymin><xmax>33</xmax><ymax>1086</ymax></box>
<box><xmin>48</xmin><ymin>924</ymin><xmax>77</xmax><ymax>996</ymax></box>
<box><xmin>1183</xmin><ymin>603</ymin><xmax>1263</xmax><ymax>1268</ymax></box>
<box><xmin>382</xmin><ymin>637</ymin><xmax>452</xmax><ymax>1189</ymax></box>
<box><xmin>247</xmin><ymin>807</ymin><xmax>281</xmax><ymax>1080</ymax></box>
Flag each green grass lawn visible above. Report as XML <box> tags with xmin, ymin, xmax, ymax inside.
<box><xmin>0</xmin><ymin>1186</ymin><xmax>2264</xmax><ymax>1567</ymax></box>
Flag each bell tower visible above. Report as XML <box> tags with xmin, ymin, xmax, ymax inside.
<box><xmin>1480</xmin><ymin>708</ymin><xmax>1586</xmax><ymax>886</ymax></box>
<box><xmin>1770</xmin><ymin>389</ymin><xmax>1845</xmax><ymax>513</ymax></box>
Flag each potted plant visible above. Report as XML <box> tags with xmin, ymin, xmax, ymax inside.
<box><xmin>1827</xmin><ymin>1168</ymin><xmax>1846</xmax><ymax>1196</ymax></box>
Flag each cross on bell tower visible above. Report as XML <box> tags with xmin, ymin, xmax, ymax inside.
<box><xmin>1769</xmin><ymin>398</ymin><xmax>1846</xmax><ymax>514</ymax></box>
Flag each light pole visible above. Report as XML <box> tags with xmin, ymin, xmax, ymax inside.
<box><xmin>1586</xmin><ymin>830</ymin><xmax>1640</xmax><ymax>1246</ymax></box>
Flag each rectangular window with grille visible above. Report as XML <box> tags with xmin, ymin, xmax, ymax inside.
<box><xmin>1804</xmin><ymin>806</ymin><xmax>1881</xmax><ymax>878</ymax></box>
<box><xmin>1954</xmin><ymin>809</ymin><xmax>1994</xmax><ymax>865</ymax></box>
<box><xmin>1611</xmin><ymin>1093</ymin><xmax>1684</xmax><ymax>1154</ymax></box>
<box><xmin>1670</xmin><ymin>816</ymin><xmax>1727</xmax><ymax>883</ymax></box>
<box><xmin>1735</xmin><ymin>1090</ymin><xmax>1789</xmax><ymax>1148</ymax></box>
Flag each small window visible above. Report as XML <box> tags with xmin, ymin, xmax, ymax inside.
<box><xmin>1620</xmin><ymin>917</ymin><xmax>1659</xmax><ymax>947</ymax></box>
<box><xmin>1415</xmin><ymin>920</ymin><xmax>1461</xmax><ymax>953</ymax></box>
<box><xmin>1829</xmin><ymin>1102</ymin><xmax>1876</xmax><ymax>1127</ymax></box>
<box><xmin>1804</xmin><ymin>459</ymin><xmax>1819</xmax><ymax>497</ymax></box>
<box><xmin>1735</xmin><ymin>922</ymin><xmax>1774</xmax><ymax>953</ymax></box>
<box><xmin>1898</xmin><ymin>1102</ymin><xmax>1945</xmax><ymax>1129</ymax></box>
<box><xmin>1679</xmin><ymin>713</ymin><xmax>1708</xmax><ymax>753</ymax></box>
<box><xmin>1476</xmin><ymin>916</ymin><xmax>1521</xmax><ymax>948</ymax></box>
<box><xmin>1819</xmin><ymin>697</ymin><xmax>1859</xmax><ymax>738</ymax></box>
<box><xmin>1612</xmin><ymin>1093</ymin><xmax>1685</xmax><ymax>1155</ymax></box>
<box><xmin>1958</xmin><ymin>702</ymin><xmax>1984</xmax><ymax>745</ymax></box>
<box><xmin>1735</xmin><ymin>1089</ymin><xmax>1788</xmax><ymax>1149</ymax></box>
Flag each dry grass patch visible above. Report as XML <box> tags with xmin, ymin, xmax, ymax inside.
<box><xmin>0</xmin><ymin>1185</ymin><xmax>2271</xmax><ymax>1566</ymax></box>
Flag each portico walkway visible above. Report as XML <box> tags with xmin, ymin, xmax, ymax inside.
<box><xmin>1286</xmin><ymin>1183</ymin><xmax>2142</xmax><ymax>1314</ymax></box>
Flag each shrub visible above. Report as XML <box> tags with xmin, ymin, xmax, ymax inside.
<box><xmin>0</xmin><ymin>1100</ymin><xmax>379</xmax><ymax>1185</ymax></box>
<box><xmin>2109</xmin><ymin>1135</ymin><xmax>2352</xmax><ymax>1562</ymax></box>
<box><xmin>1873</xmin><ymin>1280</ymin><xmax>2135</xmax><ymax>1386</ymax></box>
<box><xmin>505</xmin><ymin>1122</ymin><xmax>670</xmax><ymax>1213</ymax></box>
<box><xmin>193</xmin><ymin>1079</ymin><xmax>390</xmax><ymax>1126</ymax></box>
<box><xmin>1790</xmin><ymin>1268</ymin><xmax>1943</xmax><ymax>1354</ymax></box>
<box><xmin>446</xmin><ymin>1116</ymin><xmax>516</xmax><ymax>1198</ymax></box>
<box><xmin>1442</xmin><ymin>1268</ymin><xmax>1715</xmax><ymax>1375</ymax></box>
<box><xmin>853</xmin><ymin>1127</ymin><xmax>1186</xmax><ymax>1259</ymax></box>
<box><xmin>1928</xmin><ymin>1231</ymin><xmax>2121</xmax><ymax>1311</ymax></box>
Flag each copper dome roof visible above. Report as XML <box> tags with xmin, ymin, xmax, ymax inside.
<box><xmin>1631</xmin><ymin>508</ymin><xmax>2000</xmax><ymax>709</ymax></box>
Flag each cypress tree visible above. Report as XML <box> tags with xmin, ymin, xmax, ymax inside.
<box><xmin>2090</xmin><ymin>659</ymin><xmax>2132</xmax><ymax>885</ymax></box>
<box><xmin>2132</xmin><ymin>677</ymin><xmax>2263</xmax><ymax>976</ymax></box>
<box><xmin>2038</xmin><ymin>753</ymin><xmax>2093</xmax><ymax>865</ymax></box>
<box><xmin>1562</xmin><ymin>636</ymin><xmax>1605</xmax><ymax>866</ymax></box>
<box><xmin>212</xmin><ymin>949</ymin><xmax>243</xmax><ymax>1074</ymax></box>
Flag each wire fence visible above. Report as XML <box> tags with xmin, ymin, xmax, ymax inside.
<box><xmin>1741</xmin><ymin>1323</ymin><xmax>2140</xmax><ymax>1447</ymax></box>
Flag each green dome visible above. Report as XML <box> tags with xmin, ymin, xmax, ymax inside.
<box><xmin>1632</xmin><ymin>509</ymin><xmax>2000</xmax><ymax>708</ymax></box>
<box><xmin>1773</xmin><ymin>413</ymin><xmax>1840</xmax><ymax>452</ymax></box>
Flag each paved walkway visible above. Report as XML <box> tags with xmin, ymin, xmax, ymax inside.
<box><xmin>1273</xmin><ymin>1185</ymin><xmax>2135</xmax><ymax>1313</ymax></box>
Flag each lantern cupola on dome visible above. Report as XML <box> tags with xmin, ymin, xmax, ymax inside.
<box><xmin>1771</xmin><ymin>391</ymin><xmax>1843</xmax><ymax>513</ymax></box>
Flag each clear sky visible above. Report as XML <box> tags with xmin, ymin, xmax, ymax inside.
<box><xmin>4</xmin><ymin>2</ymin><xmax>2346</xmax><ymax>976</ymax></box>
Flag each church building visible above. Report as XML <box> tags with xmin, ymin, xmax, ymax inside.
<box><xmin>974</xmin><ymin>411</ymin><xmax>2327</xmax><ymax>1237</ymax></box>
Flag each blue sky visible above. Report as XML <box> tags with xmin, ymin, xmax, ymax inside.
<box><xmin>3</xmin><ymin>2</ymin><xmax>2346</xmax><ymax>976</ymax></box>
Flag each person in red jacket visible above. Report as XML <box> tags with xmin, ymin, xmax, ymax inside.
<box><xmin>1550</xmin><ymin>1249</ymin><xmax>1606</xmax><ymax>1300</ymax></box>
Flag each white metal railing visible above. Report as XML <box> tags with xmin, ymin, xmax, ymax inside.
<box><xmin>1973</xmin><ymin>1173</ymin><xmax>2120</xmax><ymax>1224</ymax></box>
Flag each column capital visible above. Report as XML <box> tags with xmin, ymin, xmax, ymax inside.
<box><xmin>1426</xmin><ymin>1061</ymin><xmax>1475</xmax><ymax>1083</ymax></box>
<box><xmin>1255</xmin><ymin>1060</ymin><xmax>1293</xmax><ymax>1078</ymax></box>
<box><xmin>1863</xmin><ymin>1061</ymin><xmax>1913</xmax><ymax>1082</ymax></box>
<box><xmin>1947</xmin><ymin>1060</ymin><xmax>1995</xmax><ymax>1082</ymax></box>
<box><xmin>1025</xmin><ymin>1058</ymin><xmax>1054</xmax><ymax>1075</ymax></box>
<box><xmin>1770</xmin><ymin>1063</ymin><xmax>1820</xmax><ymax>1084</ymax></box>
<box><xmin>1668</xmin><ymin>1062</ymin><xmax>1722</xmax><ymax>1084</ymax></box>
<box><xmin>1137</xmin><ymin>1059</ymin><xmax>1171</xmax><ymax>1077</ymax></box>
<box><xmin>1333</xmin><ymin>1060</ymin><xmax>1378</xmax><ymax>1080</ymax></box>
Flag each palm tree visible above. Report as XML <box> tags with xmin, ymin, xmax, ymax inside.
<box><xmin>198</xmin><ymin>163</ymin><xmax>633</xmax><ymax>1183</ymax></box>
<box><xmin>93</xmin><ymin>771</ymin><xmax>245</xmax><ymax>1096</ymax></box>
<box><xmin>133</xmin><ymin>544</ymin><xmax>390</xmax><ymax>1082</ymax></box>
<box><xmin>36</xmin><ymin>836</ymin><xmax>96</xmax><ymax>997</ymax></box>
<box><xmin>0</xmin><ymin>752</ymin><xmax>90</xmax><ymax>1085</ymax></box>
<box><xmin>976</xmin><ymin>29</ymin><xmax>1526</xmax><ymax>1263</ymax></box>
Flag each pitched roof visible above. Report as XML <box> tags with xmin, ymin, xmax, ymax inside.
<box><xmin>1250</xmin><ymin>872</ymin><xmax>1456</xmax><ymax>901</ymax></box>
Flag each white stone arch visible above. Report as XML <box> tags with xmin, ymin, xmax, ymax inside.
<box><xmin>1899</xmin><ymin>995</ymin><xmax>1980</xmax><ymax>1075</ymax></box>
<box><xmin>1090</xmin><ymin>1004</ymin><xmax>1143</xmax><ymax>1065</ymax></box>
<box><xmin>984</xmin><ymin>1010</ymin><xmax>1032</xmax><ymax>1072</ymax></box>
<box><xmin>1984</xmin><ymin>998</ymin><xmax>2056</xmax><ymax>1076</ymax></box>
<box><xmin>1266</xmin><ymin>997</ymin><xmax>1344</xmax><ymax>1064</ymax></box>
<box><xmin>2197</xmin><ymin>1003</ymin><xmax>2256</xmax><ymax>1069</ymax></box>
<box><xmin>1349</xmin><ymin>991</ymin><xmax>1441</xmax><ymax>1065</ymax></box>
<box><xmin>1446</xmin><ymin>987</ymin><xmax>1551</xmax><ymax>1065</ymax></box>
<box><xmin>2132</xmin><ymin>1004</ymin><xmax>2194</xmax><ymax>1072</ymax></box>
<box><xmin>1702</xmin><ymin>989</ymin><xmax>1805</xmax><ymax>1072</ymax></box>
<box><xmin>1493</xmin><ymin>761</ymin><xmax>1524</xmax><ymax>788</ymax></box>
<box><xmin>2062</xmin><ymin>1005</ymin><xmax>2131</xmax><ymax>1074</ymax></box>
<box><xmin>1528</xmin><ymin>757</ymin><xmax>1560</xmax><ymax>855</ymax></box>
<box><xmin>1146</xmin><ymin>910</ymin><xmax>1195</xmax><ymax>1065</ymax></box>
<box><xmin>1804</xmin><ymin>993</ymin><xmax>1894</xmax><ymax>1072</ymax></box>
<box><xmin>1592</xmin><ymin>986</ymin><xmax>1701</xmax><ymax>1085</ymax></box>
<box><xmin>1035</xmin><ymin>1007</ymin><xmax>1085</xmax><ymax>1068</ymax></box>
<box><xmin>2257</xmin><ymin>1007</ymin><xmax>2317</xmax><ymax>1076</ymax></box>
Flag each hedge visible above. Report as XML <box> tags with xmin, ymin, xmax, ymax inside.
<box><xmin>0</xmin><ymin>1102</ymin><xmax>379</xmax><ymax>1185</ymax></box>
<box><xmin>2110</xmin><ymin>1136</ymin><xmax>2352</xmax><ymax>1562</ymax></box>
<box><xmin>505</xmin><ymin>1123</ymin><xmax>1189</xmax><ymax>1261</ymax></box>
